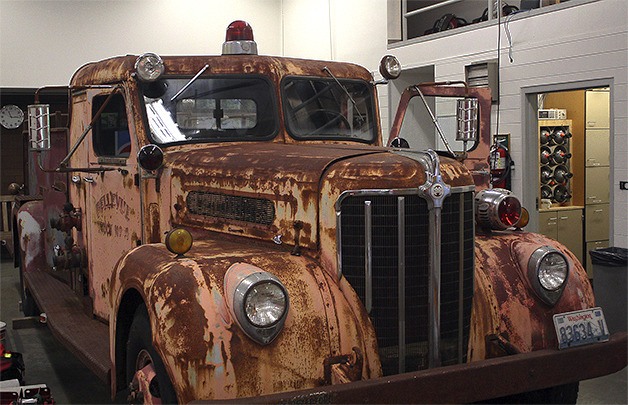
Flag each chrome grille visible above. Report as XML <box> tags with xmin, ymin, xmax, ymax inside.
<box><xmin>338</xmin><ymin>189</ymin><xmax>474</xmax><ymax>375</ymax></box>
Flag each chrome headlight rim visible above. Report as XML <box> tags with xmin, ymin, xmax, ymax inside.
<box><xmin>527</xmin><ymin>246</ymin><xmax>570</xmax><ymax>306</ymax></box>
<box><xmin>232</xmin><ymin>271</ymin><xmax>289</xmax><ymax>345</ymax></box>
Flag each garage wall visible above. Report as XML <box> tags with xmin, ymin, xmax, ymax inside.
<box><xmin>0</xmin><ymin>0</ymin><xmax>282</xmax><ymax>88</ymax></box>
<box><xmin>386</xmin><ymin>0</ymin><xmax>628</xmax><ymax>247</ymax></box>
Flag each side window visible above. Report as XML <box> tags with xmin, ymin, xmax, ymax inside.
<box><xmin>92</xmin><ymin>93</ymin><xmax>131</xmax><ymax>158</ymax></box>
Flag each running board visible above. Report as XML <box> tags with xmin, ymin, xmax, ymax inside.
<box><xmin>24</xmin><ymin>269</ymin><xmax>110</xmax><ymax>383</ymax></box>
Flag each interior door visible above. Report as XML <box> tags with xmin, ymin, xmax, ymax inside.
<box><xmin>83</xmin><ymin>89</ymin><xmax>141</xmax><ymax>319</ymax></box>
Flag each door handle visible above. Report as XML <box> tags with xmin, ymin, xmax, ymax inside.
<box><xmin>83</xmin><ymin>176</ymin><xmax>95</xmax><ymax>183</ymax></box>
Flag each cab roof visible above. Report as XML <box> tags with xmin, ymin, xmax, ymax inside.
<box><xmin>70</xmin><ymin>54</ymin><xmax>373</xmax><ymax>87</ymax></box>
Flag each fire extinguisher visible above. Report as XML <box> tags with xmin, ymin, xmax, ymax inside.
<box><xmin>489</xmin><ymin>143</ymin><xmax>513</xmax><ymax>189</ymax></box>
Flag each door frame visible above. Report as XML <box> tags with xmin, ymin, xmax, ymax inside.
<box><xmin>521</xmin><ymin>78</ymin><xmax>614</xmax><ymax>241</ymax></box>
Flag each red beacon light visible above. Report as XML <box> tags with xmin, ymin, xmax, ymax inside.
<box><xmin>475</xmin><ymin>188</ymin><xmax>522</xmax><ymax>231</ymax></box>
<box><xmin>222</xmin><ymin>20</ymin><xmax>258</xmax><ymax>56</ymax></box>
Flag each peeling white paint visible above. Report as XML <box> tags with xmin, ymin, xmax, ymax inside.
<box><xmin>17</xmin><ymin>210</ymin><xmax>42</xmax><ymax>269</ymax></box>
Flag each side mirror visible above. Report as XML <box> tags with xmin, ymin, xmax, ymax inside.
<box><xmin>140</xmin><ymin>79</ymin><xmax>168</xmax><ymax>99</ymax></box>
<box><xmin>28</xmin><ymin>104</ymin><xmax>51</xmax><ymax>151</ymax></box>
<box><xmin>456</xmin><ymin>98</ymin><xmax>479</xmax><ymax>143</ymax></box>
<box><xmin>390</xmin><ymin>137</ymin><xmax>410</xmax><ymax>148</ymax></box>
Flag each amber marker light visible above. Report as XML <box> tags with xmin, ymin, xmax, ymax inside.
<box><xmin>515</xmin><ymin>207</ymin><xmax>530</xmax><ymax>229</ymax></box>
<box><xmin>165</xmin><ymin>228</ymin><xmax>193</xmax><ymax>256</ymax></box>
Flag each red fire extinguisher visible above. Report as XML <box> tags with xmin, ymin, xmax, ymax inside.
<box><xmin>489</xmin><ymin>143</ymin><xmax>513</xmax><ymax>189</ymax></box>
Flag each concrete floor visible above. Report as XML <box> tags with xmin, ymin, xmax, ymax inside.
<box><xmin>1</xmin><ymin>257</ymin><xmax>626</xmax><ymax>404</ymax></box>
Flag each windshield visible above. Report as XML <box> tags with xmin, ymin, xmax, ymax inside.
<box><xmin>282</xmin><ymin>77</ymin><xmax>376</xmax><ymax>142</ymax></box>
<box><xmin>144</xmin><ymin>76</ymin><xmax>277</xmax><ymax>144</ymax></box>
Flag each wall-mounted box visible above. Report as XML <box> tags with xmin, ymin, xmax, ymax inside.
<box><xmin>466</xmin><ymin>61</ymin><xmax>498</xmax><ymax>103</ymax></box>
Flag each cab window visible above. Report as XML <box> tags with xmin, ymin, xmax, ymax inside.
<box><xmin>282</xmin><ymin>77</ymin><xmax>376</xmax><ymax>143</ymax></box>
<box><xmin>143</xmin><ymin>76</ymin><xmax>277</xmax><ymax>144</ymax></box>
<box><xmin>92</xmin><ymin>93</ymin><xmax>131</xmax><ymax>158</ymax></box>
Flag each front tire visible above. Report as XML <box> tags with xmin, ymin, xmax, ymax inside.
<box><xmin>126</xmin><ymin>304</ymin><xmax>177</xmax><ymax>404</ymax></box>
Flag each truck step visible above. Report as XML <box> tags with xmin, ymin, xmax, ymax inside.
<box><xmin>25</xmin><ymin>269</ymin><xmax>110</xmax><ymax>383</ymax></box>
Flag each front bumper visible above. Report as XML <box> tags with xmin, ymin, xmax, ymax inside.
<box><xmin>194</xmin><ymin>331</ymin><xmax>626</xmax><ymax>404</ymax></box>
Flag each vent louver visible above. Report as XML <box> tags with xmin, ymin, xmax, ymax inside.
<box><xmin>187</xmin><ymin>192</ymin><xmax>275</xmax><ymax>225</ymax></box>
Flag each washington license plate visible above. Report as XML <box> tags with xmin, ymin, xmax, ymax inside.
<box><xmin>553</xmin><ymin>307</ymin><xmax>609</xmax><ymax>349</ymax></box>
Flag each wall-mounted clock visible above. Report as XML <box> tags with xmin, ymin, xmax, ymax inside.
<box><xmin>0</xmin><ymin>105</ymin><xmax>25</xmax><ymax>129</ymax></box>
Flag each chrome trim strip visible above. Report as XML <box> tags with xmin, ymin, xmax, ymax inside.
<box><xmin>398</xmin><ymin>196</ymin><xmax>406</xmax><ymax>373</ymax></box>
<box><xmin>457</xmin><ymin>193</ymin><xmax>465</xmax><ymax>363</ymax></box>
<box><xmin>336</xmin><ymin>210</ymin><xmax>343</xmax><ymax>280</ymax></box>
<box><xmin>335</xmin><ymin>186</ymin><xmax>475</xmax><ymax>212</ymax></box>
<box><xmin>428</xmin><ymin>203</ymin><xmax>442</xmax><ymax>368</ymax></box>
<box><xmin>364</xmin><ymin>200</ymin><xmax>373</xmax><ymax>314</ymax></box>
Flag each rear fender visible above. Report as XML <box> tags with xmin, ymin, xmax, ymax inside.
<box><xmin>111</xmin><ymin>239</ymin><xmax>377</xmax><ymax>402</ymax></box>
<box><xmin>470</xmin><ymin>231</ymin><xmax>594</xmax><ymax>360</ymax></box>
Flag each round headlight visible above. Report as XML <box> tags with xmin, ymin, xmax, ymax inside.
<box><xmin>229</xmin><ymin>269</ymin><xmax>290</xmax><ymax>345</ymax></box>
<box><xmin>537</xmin><ymin>251</ymin><xmax>568</xmax><ymax>291</ymax></box>
<box><xmin>135</xmin><ymin>53</ymin><xmax>165</xmax><ymax>82</ymax></box>
<box><xmin>244</xmin><ymin>281</ymin><xmax>287</xmax><ymax>327</ymax></box>
<box><xmin>379</xmin><ymin>55</ymin><xmax>401</xmax><ymax>80</ymax></box>
<box><xmin>527</xmin><ymin>246</ymin><xmax>570</xmax><ymax>306</ymax></box>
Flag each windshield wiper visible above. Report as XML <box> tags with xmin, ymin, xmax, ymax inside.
<box><xmin>322</xmin><ymin>66</ymin><xmax>365</xmax><ymax>124</ymax></box>
<box><xmin>170</xmin><ymin>64</ymin><xmax>209</xmax><ymax>102</ymax></box>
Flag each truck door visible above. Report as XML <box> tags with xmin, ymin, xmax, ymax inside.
<box><xmin>79</xmin><ymin>89</ymin><xmax>141</xmax><ymax>319</ymax></box>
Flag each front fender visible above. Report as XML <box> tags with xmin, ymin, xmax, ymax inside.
<box><xmin>111</xmin><ymin>238</ymin><xmax>378</xmax><ymax>402</ymax></box>
<box><xmin>469</xmin><ymin>231</ymin><xmax>594</xmax><ymax>361</ymax></box>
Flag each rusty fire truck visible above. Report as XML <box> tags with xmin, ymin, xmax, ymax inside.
<box><xmin>8</xmin><ymin>21</ymin><xmax>626</xmax><ymax>404</ymax></box>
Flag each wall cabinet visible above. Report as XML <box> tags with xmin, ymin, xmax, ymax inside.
<box><xmin>585</xmin><ymin>167</ymin><xmax>609</xmax><ymax>205</ymax></box>
<box><xmin>539</xmin><ymin>208</ymin><xmax>583</xmax><ymax>263</ymax></box>
<box><xmin>585</xmin><ymin>204</ymin><xmax>610</xmax><ymax>242</ymax></box>
<box><xmin>585</xmin><ymin>129</ymin><xmax>610</xmax><ymax>167</ymax></box>
<box><xmin>585</xmin><ymin>90</ymin><xmax>610</xmax><ymax>128</ymax></box>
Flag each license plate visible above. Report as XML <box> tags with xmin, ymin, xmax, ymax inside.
<box><xmin>553</xmin><ymin>307</ymin><xmax>609</xmax><ymax>349</ymax></box>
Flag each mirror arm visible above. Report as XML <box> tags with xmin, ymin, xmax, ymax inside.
<box><xmin>36</xmin><ymin>153</ymin><xmax>118</xmax><ymax>174</ymax></box>
<box><xmin>414</xmin><ymin>86</ymin><xmax>455</xmax><ymax>156</ymax></box>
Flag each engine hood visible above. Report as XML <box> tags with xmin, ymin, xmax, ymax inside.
<box><xmin>166</xmin><ymin>142</ymin><xmax>473</xmax><ymax>253</ymax></box>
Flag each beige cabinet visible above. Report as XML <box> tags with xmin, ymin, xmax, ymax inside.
<box><xmin>539</xmin><ymin>208</ymin><xmax>583</xmax><ymax>263</ymax></box>
<box><xmin>585</xmin><ymin>90</ymin><xmax>610</xmax><ymax>128</ymax></box>
<box><xmin>585</xmin><ymin>166</ymin><xmax>610</xmax><ymax>204</ymax></box>
<box><xmin>585</xmin><ymin>129</ymin><xmax>610</xmax><ymax>167</ymax></box>
<box><xmin>585</xmin><ymin>204</ymin><xmax>610</xmax><ymax>241</ymax></box>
